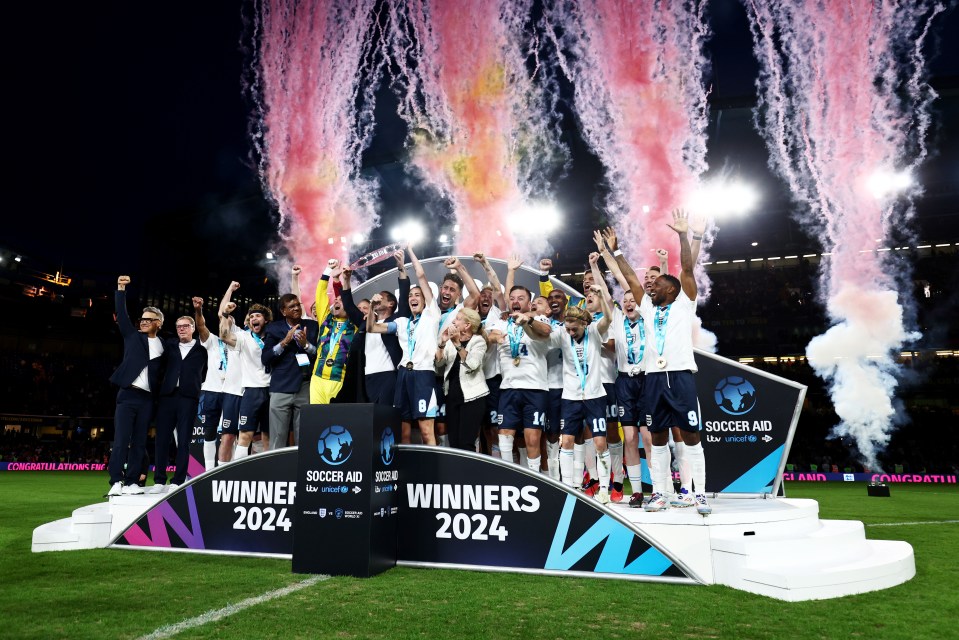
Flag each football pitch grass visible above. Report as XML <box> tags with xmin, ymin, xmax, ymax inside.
<box><xmin>1</xmin><ymin>473</ymin><xmax>955</xmax><ymax>640</ymax></box>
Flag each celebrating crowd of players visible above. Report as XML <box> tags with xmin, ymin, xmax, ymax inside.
<box><xmin>107</xmin><ymin>211</ymin><xmax>712</xmax><ymax>514</ymax></box>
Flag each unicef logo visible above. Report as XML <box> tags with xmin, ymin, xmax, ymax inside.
<box><xmin>380</xmin><ymin>427</ymin><xmax>396</xmax><ymax>466</ymax></box>
<box><xmin>714</xmin><ymin>376</ymin><xmax>757</xmax><ymax>416</ymax></box>
<box><xmin>317</xmin><ymin>425</ymin><xmax>354</xmax><ymax>466</ymax></box>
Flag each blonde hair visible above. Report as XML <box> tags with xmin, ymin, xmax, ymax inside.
<box><xmin>564</xmin><ymin>306</ymin><xmax>592</xmax><ymax>325</ymax></box>
<box><xmin>457</xmin><ymin>308</ymin><xmax>488</xmax><ymax>344</ymax></box>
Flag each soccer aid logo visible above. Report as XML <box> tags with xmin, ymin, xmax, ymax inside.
<box><xmin>380</xmin><ymin>427</ymin><xmax>396</xmax><ymax>466</ymax></box>
<box><xmin>714</xmin><ymin>376</ymin><xmax>757</xmax><ymax>416</ymax></box>
<box><xmin>317</xmin><ymin>425</ymin><xmax>354</xmax><ymax>466</ymax></box>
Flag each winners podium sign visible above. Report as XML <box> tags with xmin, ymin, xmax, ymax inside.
<box><xmin>292</xmin><ymin>404</ymin><xmax>400</xmax><ymax>577</ymax></box>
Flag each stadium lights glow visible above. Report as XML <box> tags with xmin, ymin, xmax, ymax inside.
<box><xmin>438</xmin><ymin>234</ymin><xmax>449</xmax><ymax>243</ymax></box>
<box><xmin>265</xmin><ymin>251</ymin><xmax>275</xmax><ymax>260</ymax></box>
<box><xmin>389</xmin><ymin>219</ymin><xmax>426</xmax><ymax>246</ymax></box>
<box><xmin>509</xmin><ymin>202</ymin><xmax>562</xmax><ymax>236</ymax></box>
<box><xmin>865</xmin><ymin>168</ymin><xmax>913</xmax><ymax>200</ymax></box>
<box><xmin>351</xmin><ymin>233</ymin><xmax>365</xmax><ymax>244</ymax></box>
<box><xmin>14</xmin><ymin>255</ymin><xmax>22</xmax><ymax>263</ymax></box>
<box><xmin>686</xmin><ymin>179</ymin><xmax>759</xmax><ymax>218</ymax></box>
<box><xmin>751</xmin><ymin>242</ymin><xmax>758</xmax><ymax>246</ymax></box>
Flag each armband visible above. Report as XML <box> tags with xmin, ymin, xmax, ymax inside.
<box><xmin>612</xmin><ymin>249</ymin><xmax>623</xmax><ymax>257</ymax></box>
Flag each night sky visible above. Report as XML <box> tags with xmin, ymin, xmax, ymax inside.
<box><xmin>5</xmin><ymin>0</ymin><xmax>957</xmax><ymax>292</ymax></box>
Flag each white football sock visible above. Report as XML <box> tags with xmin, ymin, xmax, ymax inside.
<box><xmin>559</xmin><ymin>448</ymin><xmax>576</xmax><ymax>487</ymax></box>
<box><xmin>674</xmin><ymin>441</ymin><xmax>691</xmax><ymax>493</ymax></box>
<box><xmin>609</xmin><ymin>441</ymin><xmax>624</xmax><ymax>484</ymax></box>
<box><xmin>573</xmin><ymin>443</ymin><xmax>586</xmax><ymax>484</ymax></box>
<box><xmin>685</xmin><ymin>442</ymin><xmax>707</xmax><ymax>494</ymax></box>
<box><xmin>650</xmin><ymin>444</ymin><xmax>670</xmax><ymax>496</ymax></box>
<box><xmin>596</xmin><ymin>448</ymin><xmax>611</xmax><ymax>491</ymax></box>
<box><xmin>527</xmin><ymin>455</ymin><xmax>541</xmax><ymax>474</ymax></box>
<box><xmin>545</xmin><ymin>440</ymin><xmax>560</xmax><ymax>480</ymax></box>
<box><xmin>203</xmin><ymin>441</ymin><xmax>217</xmax><ymax>472</ymax></box>
<box><xmin>498</xmin><ymin>434</ymin><xmax>514</xmax><ymax>463</ymax></box>
<box><xmin>234</xmin><ymin>444</ymin><xmax>249</xmax><ymax>460</ymax></box>
<box><xmin>438</xmin><ymin>434</ymin><xmax>449</xmax><ymax>448</ymax></box>
<box><xmin>626</xmin><ymin>464</ymin><xmax>642</xmax><ymax>495</ymax></box>
<box><xmin>584</xmin><ymin>439</ymin><xmax>597</xmax><ymax>479</ymax></box>
<box><xmin>518</xmin><ymin>446</ymin><xmax>528</xmax><ymax>467</ymax></box>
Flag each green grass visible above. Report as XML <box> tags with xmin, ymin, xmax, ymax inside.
<box><xmin>1</xmin><ymin>473</ymin><xmax>956</xmax><ymax>639</ymax></box>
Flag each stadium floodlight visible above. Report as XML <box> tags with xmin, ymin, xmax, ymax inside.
<box><xmin>438</xmin><ymin>234</ymin><xmax>449</xmax><ymax>244</ymax></box>
<box><xmin>351</xmin><ymin>233</ymin><xmax>365</xmax><ymax>245</ymax></box>
<box><xmin>14</xmin><ymin>255</ymin><xmax>22</xmax><ymax>263</ymax></box>
<box><xmin>389</xmin><ymin>219</ymin><xmax>426</xmax><ymax>246</ymax></box>
<box><xmin>687</xmin><ymin>179</ymin><xmax>759</xmax><ymax>218</ymax></box>
<box><xmin>865</xmin><ymin>168</ymin><xmax>913</xmax><ymax>200</ymax></box>
<box><xmin>509</xmin><ymin>202</ymin><xmax>562</xmax><ymax>236</ymax></box>
<box><xmin>265</xmin><ymin>251</ymin><xmax>275</xmax><ymax>260</ymax></box>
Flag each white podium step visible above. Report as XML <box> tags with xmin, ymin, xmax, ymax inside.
<box><xmin>32</xmin><ymin>493</ymin><xmax>166</xmax><ymax>553</ymax></box>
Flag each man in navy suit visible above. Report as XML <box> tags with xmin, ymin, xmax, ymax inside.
<box><xmin>150</xmin><ymin>299</ymin><xmax>208</xmax><ymax>493</ymax></box>
<box><xmin>108</xmin><ymin>275</ymin><xmax>165</xmax><ymax>496</ymax></box>
<box><xmin>262</xmin><ymin>267</ymin><xmax>321</xmax><ymax>450</ymax></box>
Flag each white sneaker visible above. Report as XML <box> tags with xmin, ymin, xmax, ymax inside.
<box><xmin>670</xmin><ymin>488</ymin><xmax>695</xmax><ymax>508</ymax></box>
<box><xmin>122</xmin><ymin>484</ymin><xmax>144</xmax><ymax>495</ymax></box>
<box><xmin>167</xmin><ymin>484</ymin><xmax>180</xmax><ymax>493</ymax></box>
<box><xmin>148</xmin><ymin>484</ymin><xmax>167</xmax><ymax>495</ymax></box>
<box><xmin>695</xmin><ymin>494</ymin><xmax>712</xmax><ymax>515</ymax></box>
<box><xmin>644</xmin><ymin>492</ymin><xmax>670</xmax><ymax>512</ymax></box>
<box><xmin>108</xmin><ymin>482</ymin><xmax>124</xmax><ymax>496</ymax></box>
<box><xmin>595</xmin><ymin>489</ymin><xmax>610</xmax><ymax>505</ymax></box>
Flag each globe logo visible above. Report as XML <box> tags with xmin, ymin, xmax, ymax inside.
<box><xmin>714</xmin><ymin>376</ymin><xmax>757</xmax><ymax>416</ymax></box>
<box><xmin>317</xmin><ymin>425</ymin><xmax>353</xmax><ymax>466</ymax></box>
<box><xmin>380</xmin><ymin>427</ymin><xmax>396</xmax><ymax>466</ymax></box>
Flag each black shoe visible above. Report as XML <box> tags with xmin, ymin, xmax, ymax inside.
<box><xmin>628</xmin><ymin>492</ymin><xmax>645</xmax><ymax>508</ymax></box>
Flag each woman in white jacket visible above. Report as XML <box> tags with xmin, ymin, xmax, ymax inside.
<box><xmin>436</xmin><ymin>308</ymin><xmax>489</xmax><ymax>451</ymax></box>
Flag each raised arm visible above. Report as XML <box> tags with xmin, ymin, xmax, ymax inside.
<box><xmin>602</xmin><ymin>227</ymin><xmax>645</xmax><ymax>304</ymax></box>
<box><xmin>192</xmin><ymin>296</ymin><xmax>210</xmax><ymax>342</ymax></box>
<box><xmin>446</xmin><ymin>256</ymin><xmax>481</xmax><ymax>309</ymax></box>
<box><xmin>218</xmin><ymin>281</ymin><xmax>240</xmax><ymax>347</ymax></box>
<box><xmin>290</xmin><ymin>264</ymin><xmax>302</xmax><ymax>300</ymax></box>
<box><xmin>656</xmin><ymin>249</ymin><xmax>669</xmax><ymax>276</ymax></box>
<box><xmin>537</xmin><ymin>258</ymin><xmax>555</xmax><ymax>298</ymax></box>
<box><xmin>474</xmin><ymin>253</ymin><xmax>507</xmax><ymax>311</ymax></box>
<box><xmin>588</xmin><ymin>251</ymin><xmax>614</xmax><ymax>310</ymax></box>
<box><xmin>115</xmin><ymin>275</ymin><xmax>135</xmax><ymax>337</ymax></box>
<box><xmin>689</xmin><ymin>212</ymin><xmax>708</xmax><ymax>266</ymax></box>
<box><xmin>668</xmin><ymin>208</ymin><xmax>698</xmax><ymax>300</ymax></box>
<box><xmin>505</xmin><ymin>254</ymin><xmax>522</xmax><ymax>297</ymax></box>
<box><xmin>393</xmin><ymin>249</ymin><xmax>411</xmax><ymax>318</ymax></box>
<box><xmin>593</xmin><ymin>230</ymin><xmax>630</xmax><ymax>294</ymax></box>
<box><xmin>339</xmin><ymin>268</ymin><xmax>367</xmax><ymax>328</ymax></box>
<box><xmin>593</xmin><ymin>285</ymin><xmax>613</xmax><ymax>335</ymax></box>
<box><xmin>407</xmin><ymin>246</ymin><xmax>434</xmax><ymax>306</ymax></box>
<box><xmin>314</xmin><ymin>260</ymin><xmax>336</xmax><ymax>321</ymax></box>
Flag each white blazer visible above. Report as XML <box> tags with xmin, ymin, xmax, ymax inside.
<box><xmin>437</xmin><ymin>334</ymin><xmax>489</xmax><ymax>403</ymax></box>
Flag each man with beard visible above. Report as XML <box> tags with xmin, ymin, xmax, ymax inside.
<box><xmin>605</xmin><ymin>213</ymin><xmax>711</xmax><ymax>514</ymax></box>
<box><xmin>486</xmin><ymin>259</ymin><xmax>554</xmax><ymax>474</ymax></box>
<box><xmin>218</xmin><ymin>281</ymin><xmax>273</xmax><ymax>460</ymax></box>
<box><xmin>540</xmin><ymin>286</ymin><xmax>567</xmax><ymax>479</ymax></box>
<box><xmin>367</xmin><ymin>246</ymin><xmax>441</xmax><ymax>445</ymax></box>
<box><xmin>262</xmin><ymin>267</ymin><xmax>320</xmax><ymax>449</ymax></box>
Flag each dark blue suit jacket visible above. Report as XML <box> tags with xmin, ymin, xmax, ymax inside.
<box><xmin>109</xmin><ymin>290</ymin><xmax>164</xmax><ymax>393</ymax></box>
<box><xmin>261</xmin><ymin>317</ymin><xmax>321</xmax><ymax>393</ymax></box>
<box><xmin>159</xmin><ymin>338</ymin><xmax>208</xmax><ymax>398</ymax></box>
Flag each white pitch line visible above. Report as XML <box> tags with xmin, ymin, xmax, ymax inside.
<box><xmin>138</xmin><ymin>574</ymin><xmax>330</xmax><ymax>640</ymax></box>
<box><xmin>867</xmin><ymin>520</ymin><xmax>959</xmax><ymax>528</ymax></box>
